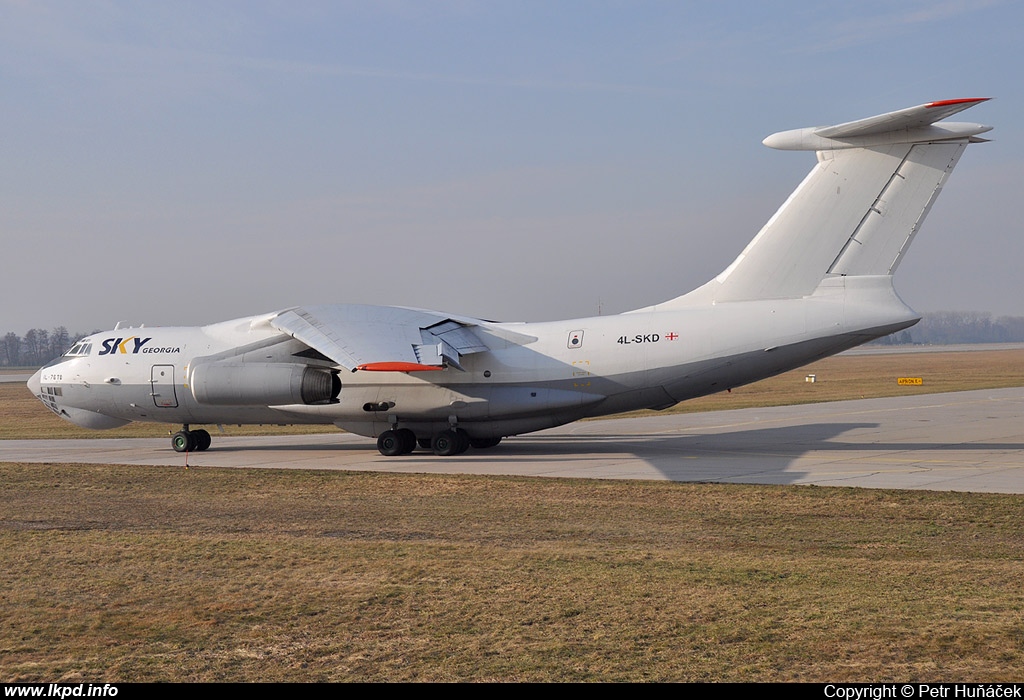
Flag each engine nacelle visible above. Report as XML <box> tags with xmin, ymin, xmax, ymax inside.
<box><xmin>190</xmin><ymin>362</ymin><xmax>339</xmax><ymax>406</ymax></box>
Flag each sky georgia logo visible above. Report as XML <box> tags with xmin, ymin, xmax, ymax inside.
<box><xmin>98</xmin><ymin>336</ymin><xmax>180</xmax><ymax>355</ymax></box>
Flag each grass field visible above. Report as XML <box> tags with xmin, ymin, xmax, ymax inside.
<box><xmin>2</xmin><ymin>348</ymin><xmax>1024</xmax><ymax>681</ymax></box>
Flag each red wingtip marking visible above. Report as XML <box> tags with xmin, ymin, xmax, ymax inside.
<box><xmin>357</xmin><ymin>362</ymin><xmax>444</xmax><ymax>372</ymax></box>
<box><xmin>926</xmin><ymin>98</ymin><xmax>990</xmax><ymax>108</ymax></box>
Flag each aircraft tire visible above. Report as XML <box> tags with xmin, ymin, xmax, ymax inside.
<box><xmin>417</xmin><ymin>438</ymin><xmax>432</xmax><ymax>450</ymax></box>
<box><xmin>431</xmin><ymin>429</ymin><xmax>468</xmax><ymax>457</ymax></box>
<box><xmin>395</xmin><ymin>428</ymin><xmax>417</xmax><ymax>454</ymax></box>
<box><xmin>377</xmin><ymin>430</ymin><xmax>405</xmax><ymax>457</ymax></box>
<box><xmin>453</xmin><ymin>429</ymin><xmax>471</xmax><ymax>455</ymax></box>
<box><xmin>469</xmin><ymin>437</ymin><xmax>502</xmax><ymax>449</ymax></box>
<box><xmin>193</xmin><ymin>429</ymin><xmax>212</xmax><ymax>451</ymax></box>
<box><xmin>171</xmin><ymin>430</ymin><xmax>195</xmax><ymax>453</ymax></box>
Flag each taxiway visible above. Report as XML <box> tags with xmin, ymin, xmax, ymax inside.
<box><xmin>3</xmin><ymin>387</ymin><xmax>1023</xmax><ymax>493</ymax></box>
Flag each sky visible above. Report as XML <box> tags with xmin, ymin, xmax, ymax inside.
<box><xmin>1</xmin><ymin>1</ymin><xmax>1020</xmax><ymax>334</ymax></box>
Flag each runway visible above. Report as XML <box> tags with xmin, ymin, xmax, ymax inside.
<box><xmin>2</xmin><ymin>387</ymin><xmax>1023</xmax><ymax>493</ymax></box>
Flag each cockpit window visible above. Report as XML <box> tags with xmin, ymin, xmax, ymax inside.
<box><xmin>64</xmin><ymin>341</ymin><xmax>92</xmax><ymax>357</ymax></box>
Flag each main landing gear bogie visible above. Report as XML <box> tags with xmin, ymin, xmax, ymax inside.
<box><xmin>431</xmin><ymin>429</ymin><xmax>470</xmax><ymax>456</ymax></box>
<box><xmin>171</xmin><ymin>426</ymin><xmax>212</xmax><ymax>453</ymax></box>
<box><xmin>376</xmin><ymin>428</ymin><xmax>417</xmax><ymax>456</ymax></box>
<box><xmin>375</xmin><ymin>427</ymin><xmax>502</xmax><ymax>456</ymax></box>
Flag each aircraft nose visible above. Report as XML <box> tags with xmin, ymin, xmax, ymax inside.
<box><xmin>27</xmin><ymin>368</ymin><xmax>41</xmax><ymax>396</ymax></box>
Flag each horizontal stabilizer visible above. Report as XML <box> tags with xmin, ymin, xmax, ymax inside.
<box><xmin>763</xmin><ymin>98</ymin><xmax>991</xmax><ymax>151</ymax></box>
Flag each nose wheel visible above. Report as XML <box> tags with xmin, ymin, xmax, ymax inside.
<box><xmin>171</xmin><ymin>426</ymin><xmax>212</xmax><ymax>452</ymax></box>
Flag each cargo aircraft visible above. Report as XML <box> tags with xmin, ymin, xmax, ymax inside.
<box><xmin>29</xmin><ymin>98</ymin><xmax>993</xmax><ymax>456</ymax></box>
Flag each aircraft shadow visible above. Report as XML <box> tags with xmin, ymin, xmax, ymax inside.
<box><xmin>202</xmin><ymin>420</ymin><xmax>1024</xmax><ymax>487</ymax></box>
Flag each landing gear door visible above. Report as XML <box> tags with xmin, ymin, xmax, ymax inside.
<box><xmin>151</xmin><ymin>365</ymin><xmax>179</xmax><ymax>408</ymax></box>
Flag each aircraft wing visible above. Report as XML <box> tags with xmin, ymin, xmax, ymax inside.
<box><xmin>269</xmin><ymin>304</ymin><xmax>490</xmax><ymax>372</ymax></box>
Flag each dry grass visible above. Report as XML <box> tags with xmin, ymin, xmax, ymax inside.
<box><xmin>2</xmin><ymin>464</ymin><xmax>1023</xmax><ymax>682</ymax></box>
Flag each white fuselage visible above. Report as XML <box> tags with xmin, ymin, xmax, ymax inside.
<box><xmin>29</xmin><ymin>276</ymin><xmax>917</xmax><ymax>440</ymax></box>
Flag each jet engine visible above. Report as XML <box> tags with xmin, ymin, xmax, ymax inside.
<box><xmin>189</xmin><ymin>362</ymin><xmax>339</xmax><ymax>406</ymax></box>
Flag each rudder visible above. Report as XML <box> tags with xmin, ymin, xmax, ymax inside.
<box><xmin>826</xmin><ymin>141</ymin><xmax>967</xmax><ymax>277</ymax></box>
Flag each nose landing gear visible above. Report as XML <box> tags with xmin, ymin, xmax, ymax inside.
<box><xmin>171</xmin><ymin>425</ymin><xmax>212</xmax><ymax>453</ymax></box>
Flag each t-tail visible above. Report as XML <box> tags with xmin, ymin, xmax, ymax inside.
<box><xmin>650</xmin><ymin>98</ymin><xmax>992</xmax><ymax>309</ymax></box>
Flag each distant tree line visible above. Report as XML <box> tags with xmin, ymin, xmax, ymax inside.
<box><xmin>0</xmin><ymin>327</ymin><xmax>98</xmax><ymax>367</ymax></box>
<box><xmin>873</xmin><ymin>312</ymin><xmax>1024</xmax><ymax>345</ymax></box>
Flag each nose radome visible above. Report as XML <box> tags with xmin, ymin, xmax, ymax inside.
<box><xmin>27</xmin><ymin>369</ymin><xmax>41</xmax><ymax>396</ymax></box>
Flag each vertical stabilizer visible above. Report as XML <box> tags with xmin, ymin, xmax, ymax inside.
<box><xmin>649</xmin><ymin>99</ymin><xmax>991</xmax><ymax>309</ymax></box>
